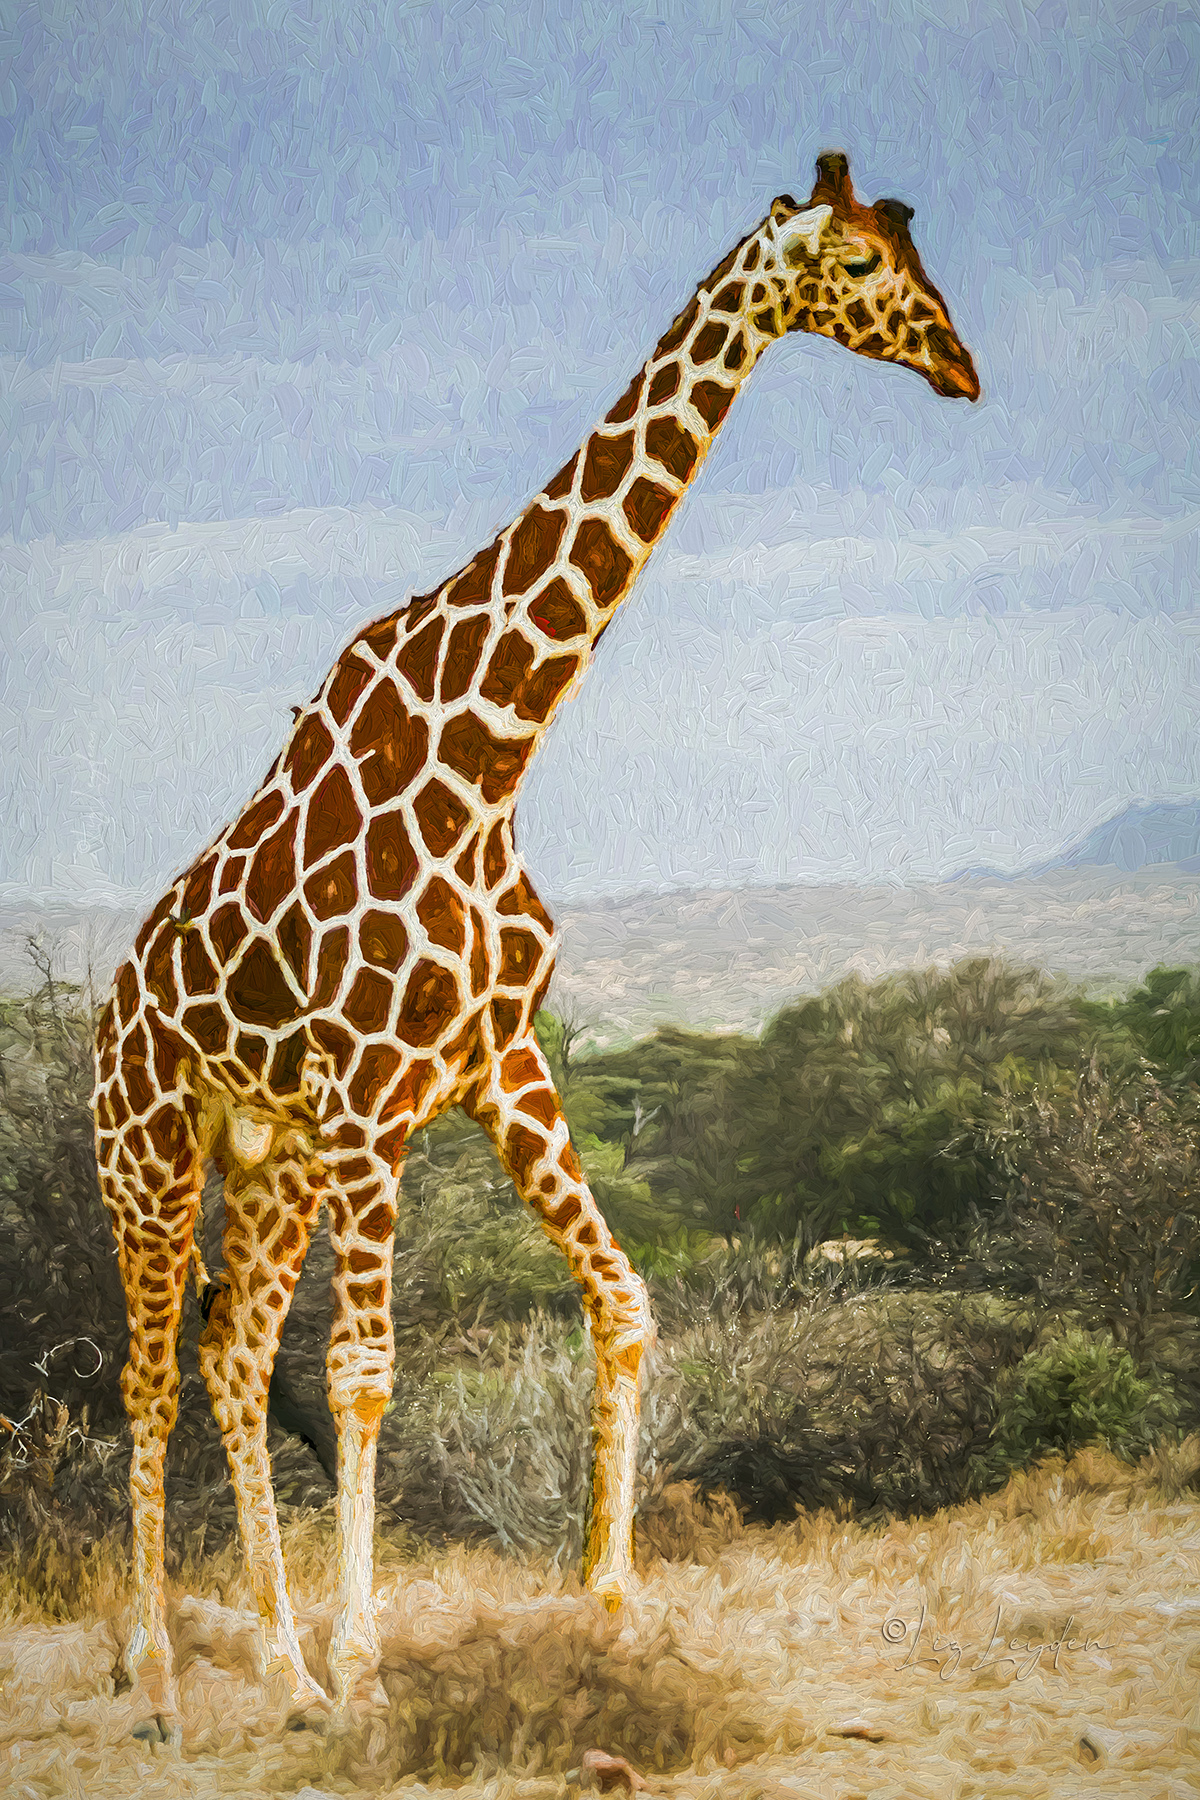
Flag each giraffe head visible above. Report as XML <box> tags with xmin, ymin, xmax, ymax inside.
<box><xmin>761</xmin><ymin>151</ymin><xmax>980</xmax><ymax>401</ymax></box>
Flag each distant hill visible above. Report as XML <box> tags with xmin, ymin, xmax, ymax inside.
<box><xmin>956</xmin><ymin>800</ymin><xmax>1200</xmax><ymax>881</ymax></box>
<box><xmin>4</xmin><ymin>864</ymin><xmax>1200</xmax><ymax>1047</ymax></box>
<box><xmin>1043</xmin><ymin>800</ymin><xmax>1200</xmax><ymax>875</ymax></box>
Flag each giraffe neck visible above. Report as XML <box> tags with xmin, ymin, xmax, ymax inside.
<box><xmin>326</xmin><ymin>215</ymin><xmax>782</xmax><ymax>806</ymax></box>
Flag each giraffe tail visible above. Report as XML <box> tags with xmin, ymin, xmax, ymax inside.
<box><xmin>190</xmin><ymin>1236</ymin><xmax>212</xmax><ymax>1297</ymax></box>
<box><xmin>189</xmin><ymin>1184</ymin><xmax>223</xmax><ymax>1319</ymax></box>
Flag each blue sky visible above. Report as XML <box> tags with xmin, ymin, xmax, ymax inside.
<box><xmin>2</xmin><ymin>0</ymin><xmax>1197</xmax><ymax>903</ymax></box>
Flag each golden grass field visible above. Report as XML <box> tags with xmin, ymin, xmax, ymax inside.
<box><xmin>2</xmin><ymin>1443</ymin><xmax>1199</xmax><ymax>1800</ymax></box>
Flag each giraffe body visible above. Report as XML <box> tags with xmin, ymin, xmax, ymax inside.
<box><xmin>93</xmin><ymin>154</ymin><xmax>978</xmax><ymax>1741</ymax></box>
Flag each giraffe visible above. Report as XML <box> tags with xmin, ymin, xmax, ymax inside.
<box><xmin>93</xmin><ymin>151</ymin><xmax>979</xmax><ymax>1743</ymax></box>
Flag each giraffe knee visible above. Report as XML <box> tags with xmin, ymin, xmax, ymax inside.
<box><xmin>329</xmin><ymin>1382</ymin><xmax>390</xmax><ymax>1430</ymax></box>
<box><xmin>592</xmin><ymin>1265</ymin><xmax>654</xmax><ymax>1362</ymax></box>
<box><xmin>327</xmin><ymin>1345</ymin><xmax>392</xmax><ymax>1421</ymax></box>
<box><xmin>351</xmin><ymin>1391</ymin><xmax>387</xmax><ymax>1427</ymax></box>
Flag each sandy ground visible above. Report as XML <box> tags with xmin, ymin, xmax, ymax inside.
<box><xmin>2</xmin><ymin>1450</ymin><xmax>1199</xmax><ymax>1800</ymax></box>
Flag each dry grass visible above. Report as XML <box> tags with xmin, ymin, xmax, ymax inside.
<box><xmin>2</xmin><ymin>1443</ymin><xmax>1198</xmax><ymax>1799</ymax></box>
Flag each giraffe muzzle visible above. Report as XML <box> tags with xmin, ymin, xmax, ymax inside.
<box><xmin>926</xmin><ymin>326</ymin><xmax>981</xmax><ymax>401</ymax></box>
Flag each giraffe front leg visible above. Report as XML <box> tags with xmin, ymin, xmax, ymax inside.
<box><xmin>325</xmin><ymin>1150</ymin><xmax>399</xmax><ymax>1713</ymax></box>
<box><xmin>465</xmin><ymin>1038</ymin><xmax>654</xmax><ymax>1607</ymax></box>
<box><xmin>198</xmin><ymin>1149</ymin><xmax>331</xmax><ymax>1730</ymax></box>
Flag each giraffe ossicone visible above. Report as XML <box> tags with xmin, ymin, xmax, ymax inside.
<box><xmin>93</xmin><ymin>151</ymin><xmax>979</xmax><ymax>1743</ymax></box>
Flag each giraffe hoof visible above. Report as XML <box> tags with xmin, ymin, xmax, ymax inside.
<box><xmin>287</xmin><ymin>1706</ymin><xmax>329</xmax><ymax>1735</ymax></box>
<box><xmin>329</xmin><ymin>1666</ymin><xmax>389</xmax><ymax>1724</ymax></box>
<box><xmin>584</xmin><ymin>1564</ymin><xmax>631</xmax><ymax>1611</ymax></box>
<box><xmin>131</xmin><ymin>1711</ymin><xmax>180</xmax><ymax>1747</ymax></box>
<box><xmin>283</xmin><ymin>1681</ymin><xmax>334</xmax><ymax>1734</ymax></box>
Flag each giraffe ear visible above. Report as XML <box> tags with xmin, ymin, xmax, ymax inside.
<box><xmin>773</xmin><ymin>204</ymin><xmax>832</xmax><ymax>267</ymax></box>
<box><xmin>877</xmin><ymin>197</ymin><xmax>915</xmax><ymax>235</ymax></box>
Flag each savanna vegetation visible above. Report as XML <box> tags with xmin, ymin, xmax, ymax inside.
<box><xmin>2</xmin><ymin>947</ymin><xmax>1197</xmax><ymax>1575</ymax></box>
<box><xmin>2</xmin><ymin>946</ymin><xmax>1199</xmax><ymax>1794</ymax></box>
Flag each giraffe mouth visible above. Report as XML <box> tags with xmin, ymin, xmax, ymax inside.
<box><xmin>925</xmin><ymin>328</ymin><xmax>981</xmax><ymax>401</ymax></box>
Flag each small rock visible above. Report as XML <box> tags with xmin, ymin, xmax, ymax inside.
<box><xmin>829</xmin><ymin>1720</ymin><xmax>887</xmax><ymax>1743</ymax></box>
<box><xmin>1078</xmin><ymin>1725</ymin><xmax>1185</xmax><ymax>1768</ymax></box>
<box><xmin>577</xmin><ymin>1749</ymin><xmax>651</xmax><ymax>1792</ymax></box>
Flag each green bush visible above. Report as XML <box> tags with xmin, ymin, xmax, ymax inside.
<box><xmin>988</xmin><ymin>1328</ymin><xmax>1179</xmax><ymax>1471</ymax></box>
<box><xmin>578</xmin><ymin>959</ymin><xmax>1102</xmax><ymax>1252</ymax></box>
<box><xmin>1093</xmin><ymin>964</ymin><xmax>1200</xmax><ymax>1087</ymax></box>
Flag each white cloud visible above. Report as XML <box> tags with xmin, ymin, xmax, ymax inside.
<box><xmin>0</xmin><ymin>504</ymin><xmax>475</xmax><ymax>899</ymax></box>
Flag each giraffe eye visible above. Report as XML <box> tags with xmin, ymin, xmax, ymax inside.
<box><xmin>844</xmin><ymin>254</ymin><xmax>881</xmax><ymax>278</ymax></box>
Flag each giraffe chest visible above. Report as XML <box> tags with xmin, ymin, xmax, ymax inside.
<box><xmin>126</xmin><ymin>799</ymin><xmax>556</xmax><ymax>1126</ymax></box>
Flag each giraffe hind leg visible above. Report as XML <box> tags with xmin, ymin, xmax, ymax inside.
<box><xmin>96</xmin><ymin>1093</ymin><xmax>203</xmax><ymax>1746</ymax></box>
<box><xmin>198</xmin><ymin>1129</ymin><xmax>331</xmax><ymax>1728</ymax></box>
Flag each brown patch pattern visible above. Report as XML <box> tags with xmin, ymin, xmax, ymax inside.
<box><xmin>304</xmin><ymin>767</ymin><xmax>360</xmax><ymax>865</ymax></box>
<box><xmin>581</xmin><ymin>432</ymin><xmax>635</xmax><ymax>502</ymax></box>
<box><xmin>439</xmin><ymin>712</ymin><xmax>535</xmax><ymax>804</ymax></box>
<box><xmin>529</xmin><ymin>577</ymin><xmax>586</xmax><ymax>642</ymax></box>
<box><xmin>648</xmin><ymin>365</ymin><xmax>680</xmax><ymax>405</ymax></box>
<box><xmin>503</xmin><ymin>506</ymin><xmax>567</xmax><ymax>597</ymax></box>
<box><xmin>645</xmin><ymin>417</ymin><xmax>698</xmax><ymax>481</ymax></box>
<box><xmin>394</xmin><ymin>617</ymin><xmax>445</xmax><ymax>704</ymax></box>
<box><xmin>441</xmin><ymin>618</ymin><xmax>492</xmax><ymax>701</ymax></box>
<box><xmin>624</xmin><ymin>478</ymin><xmax>675</xmax><ymax>543</ymax></box>
<box><xmin>689</xmin><ymin>379</ymin><xmax>736</xmax><ymax>431</ymax></box>
<box><xmin>446</xmin><ymin>541</ymin><xmax>501</xmax><ymax>608</ymax></box>
<box><xmin>326</xmin><ymin>654</ymin><xmax>373</xmax><ymax>725</ymax></box>
<box><xmin>570</xmin><ymin>518</ymin><xmax>632</xmax><ymax>609</ymax></box>
<box><xmin>411</xmin><ymin>780</ymin><xmax>470</xmax><ymax>857</ymax></box>
<box><xmin>604</xmin><ymin>371</ymin><xmax>644</xmax><ymax>424</ymax></box>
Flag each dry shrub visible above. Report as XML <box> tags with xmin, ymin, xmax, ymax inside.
<box><xmin>1130</xmin><ymin>1429</ymin><xmax>1200</xmax><ymax>1501</ymax></box>
<box><xmin>379</xmin><ymin>1318</ymin><xmax>593</xmax><ymax>1558</ymax></box>
<box><xmin>645</xmin><ymin>1289</ymin><xmax>1032</xmax><ymax>1522</ymax></box>
<box><xmin>4</xmin><ymin>1441</ymin><xmax>1200</xmax><ymax>1800</ymax></box>
<box><xmin>634</xmin><ymin>1478</ymin><xmax>744</xmax><ymax>1567</ymax></box>
<box><xmin>647</xmin><ymin>1233</ymin><xmax>811</xmax><ymax>1329</ymax></box>
<box><xmin>981</xmin><ymin>1058</ymin><xmax>1200</xmax><ymax>1336</ymax></box>
<box><xmin>0</xmin><ymin>960</ymin><xmax>127</xmax><ymax>1425</ymax></box>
